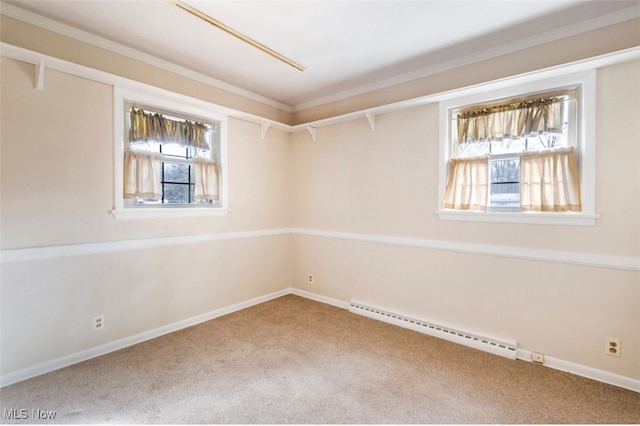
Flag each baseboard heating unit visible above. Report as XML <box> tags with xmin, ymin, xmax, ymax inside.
<box><xmin>349</xmin><ymin>300</ymin><xmax>517</xmax><ymax>359</ymax></box>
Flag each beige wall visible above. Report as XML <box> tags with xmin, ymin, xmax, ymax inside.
<box><xmin>1</xmin><ymin>238</ymin><xmax>291</xmax><ymax>373</ymax></box>
<box><xmin>291</xmin><ymin>236</ymin><xmax>638</xmax><ymax>376</ymax></box>
<box><xmin>0</xmin><ymin>56</ymin><xmax>292</xmax><ymax>374</ymax></box>
<box><xmin>1</xmin><ymin>13</ymin><xmax>639</xmax><ymax>386</ymax></box>
<box><xmin>289</xmin><ymin>59</ymin><xmax>640</xmax><ymax>380</ymax></box>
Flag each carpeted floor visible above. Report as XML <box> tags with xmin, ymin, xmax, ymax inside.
<box><xmin>1</xmin><ymin>294</ymin><xmax>639</xmax><ymax>424</ymax></box>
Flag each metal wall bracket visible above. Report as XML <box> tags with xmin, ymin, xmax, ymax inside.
<box><xmin>35</xmin><ymin>59</ymin><xmax>45</xmax><ymax>91</ymax></box>
<box><xmin>260</xmin><ymin>122</ymin><xmax>270</xmax><ymax>139</ymax></box>
<box><xmin>306</xmin><ymin>126</ymin><xmax>317</xmax><ymax>142</ymax></box>
<box><xmin>365</xmin><ymin>112</ymin><xmax>376</xmax><ymax>131</ymax></box>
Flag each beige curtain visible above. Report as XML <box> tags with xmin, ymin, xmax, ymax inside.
<box><xmin>520</xmin><ymin>147</ymin><xmax>581</xmax><ymax>212</ymax></box>
<box><xmin>129</xmin><ymin>108</ymin><xmax>209</xmax><ymax>150</ymax></box>
<box><xmin>457</xmin><ymin>97</ymin><xmax>565</xmax><ymax>144</ymax></box>
<box><xmin>123</xmin><ymin>150</ymin><xmax>162</xmax><ymax>200</ymax></box>
<box><xmin>442</xmin><ymin>156</ymin><xmax>489</xmax><ymax>211</ymax></box>
<box><xmin>193</xmin><ymin>159</ymin><xmax>219</xmax><ymax>201</ymax></box>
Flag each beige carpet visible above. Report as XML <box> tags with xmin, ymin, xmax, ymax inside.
<box><xmin>1</xmin><ymin>294</ymin><xmax>639</xmax><ymax>424</ymax></box>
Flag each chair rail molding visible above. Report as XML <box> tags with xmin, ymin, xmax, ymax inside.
<box><xmin>2</xmin><ymin>227</ymin><xmax>638</xmax><ymax>271</ymax></box>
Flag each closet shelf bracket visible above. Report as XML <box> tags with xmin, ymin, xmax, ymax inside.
<box><xmin>365</xmin><ymin>113</ymin><xmax>376</xmax><ymax>131</ymax></box>
<box><xmin>260</xmin><ymin>122</ymin><xmax>270</xmax><ymax>139</ymax></box>
<box><xmin>307</xmin><ymin>126</ymin><xmax>317</xmax><ymax>142</ymax></box>
<box><xmin>35</xmin><ymin>59</ymin><xmax>45</xmax><ymax>91</ymax></box>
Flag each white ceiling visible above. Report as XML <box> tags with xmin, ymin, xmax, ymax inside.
<box><xmin>3</xmin><ymin>0</ymin><xmax>640</xmax><ymax>110</ymax></box>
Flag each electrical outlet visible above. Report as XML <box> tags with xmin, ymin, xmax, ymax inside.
<box><xmin>606</xmin><ymin>337</ymin><xmax>621</xmax><ymax>357</ymax></box>
<box><xmin>93</xmin><ymin>315</ymin><xmax>104</xmax><ymax>331</ymax></box>
<box><xmin>307</xmin><ymin>274</ymin><xmax>314</xmax><ymax>284</ymax></box>
<box><xmin>531</xmin><ymin>352</ymin><xmax>544</xmax><ymax>364</ymax></box>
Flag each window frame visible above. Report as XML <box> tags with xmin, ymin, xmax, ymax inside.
<box><xmin>113</xmin><ymin>86</ymin><xmax>229</xmax><ymax>219</ymax></box>
<box><xmin>437</xmin><ymin>70</ymin><xmax>598</xmax><ymax>226</ymax></box>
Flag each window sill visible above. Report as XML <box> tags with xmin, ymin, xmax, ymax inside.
<box><xmin>436</xmin><ymin>209</ymin><xmax>598</xmax><ymax>226</ymax></box>
<box><xmin>111</xmin><ymin>207</ymin><xmax>230</xmax><ymax>220</ymax></box>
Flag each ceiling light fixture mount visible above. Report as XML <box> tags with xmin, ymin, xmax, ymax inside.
<box><xmin>166</xmin><ymin>0</ymin><xmax>305</xmax><ymax>72</ymax></box>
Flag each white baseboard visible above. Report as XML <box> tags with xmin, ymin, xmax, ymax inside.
<box><xmin>516</xmin><ymin>349</ymin><xmax>640</xmax><ymax>393</ymax></box>
<box><xmin>294</xmin><ymin>288</ymin><xmax>640</xmax><ymax>394</ymax></box>
<box><xmin>0</xmin><ymin>288</ymin><xmax>290</xmax><ymax>388</ymax></box>
<box><xmin>289</xmin><ymin>287</ymin><xmax>349</xmax><ymax>309</ymax></box>
<box><xmin>3</xmin><ymin>287</ymin><xmax>638</xmax><ymax>394</ymax></box>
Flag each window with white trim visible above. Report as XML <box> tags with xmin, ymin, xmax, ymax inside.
<box><xmin>112</xmin><ymin>87</ymin><xmax>228</xmax><ymax>219</ymax></box>
<box><xmin>437</xmin><ymin>71</ymin><xmax>597</xmax><ymax>226</ymax></box>
<box><xmin>124</xmin><ymin>105</ymin><xmax>220</xmax><ymax>206</ymax></box>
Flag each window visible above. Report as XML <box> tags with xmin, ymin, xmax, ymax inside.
<box><xmin>438</xmin><ymin>71</ymin><xmax>597</xmax><ymax>226</ymax></box>
<box><xmin>113</xmin><ymin>87</ymin><xmax>228</xmax><ymax>219</ymax></box>
<box><xmin>447</xmin><ymin>90</ymin><xmax>578</xmax><ymax>212</ymax></box>
<box><xmin>124</xmin><ymin>105</ymin><xmax>220</xmax><ymax>206</ymax></box>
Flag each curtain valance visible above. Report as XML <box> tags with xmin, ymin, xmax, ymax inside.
<box><xmin>456</xmin><ymin>96</ymin><xmax>567</xmax><ymax>144</ymax></box>
<box><xmin>129</xmin><ymin>107</ymin><xmax>210</xmax><ymax>150</ymax></box>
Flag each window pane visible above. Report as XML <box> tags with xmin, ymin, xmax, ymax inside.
<box><xmin>527</xmin><ymin>133</ymin><xmax>567</xmax><ymax>151</ymax></box>
<box><xmin>490</xmin><ymin>183</ymin><xmax>520</xmax><ymax>207</ymax></box>
<box><xmin>163</xmin><ymin>183</ymin><xmax>191</xmax><ymax>203</ymax></box>
<box><xmin>192</xmin><ymin>148</ymin><xmax>209</xmax><ymax>159</ymax></box>
<box><xmin>161</xmin><ymin>144</ymin><xmax>188</xmax><ymax>158</ymax></box>
<box><xmin>490</xmin><ymin>158</ymin><xmax>519</xmax><ymax>183</ymax></box>
<box><xmin>131</xmin><ymin>142</ymin><xmax>160</xmax><ymax>153</ymax></box>
<box><xmin>490</xmin><ymin>158</ymin><xmax>519</xmax><ymax>207</ymax></box>
<box><xmin>490</xmin><ymin>138</ymin><xmax>526</xmax><ymax>154</ymax></box>
<box><xmin>164</xmin><ymin>163</ymin><xmax>189</xmax><ymax>183</ymax></box>
<box><xmin>458</xmin><ymin>141</ymin><xmax>490</xmax><ymax>158</ymax></box>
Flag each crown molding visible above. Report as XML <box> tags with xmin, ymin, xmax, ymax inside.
<box><xmin>3</xmin><ymin>1</ymin><xmax>638</xmax><ymax>114</ymax></box>
<box><xmin>291</xmin><ymin>7</ymin><xmax>640</xmax><ymax>112</ymax></box>
<box><xmin>289</xmin><ymin>46</ymin><xmax>640</xmax><ymax>131</ymax></box>
<box><xmin>0</xmin><ymin>1</ymin><xmax>293</xmax><ymax>113</ymax></box>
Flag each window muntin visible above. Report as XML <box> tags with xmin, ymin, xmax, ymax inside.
<box><xmin>131</xmin><ymin>146</ymin><xmax>213</xmax><ymax>205</ymax></box>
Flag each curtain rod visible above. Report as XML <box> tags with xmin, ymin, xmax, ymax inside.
<box><xmin>456</xmin><ymin>88</ymin><xmax>577</xmax><ymax>117</ymax></box>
